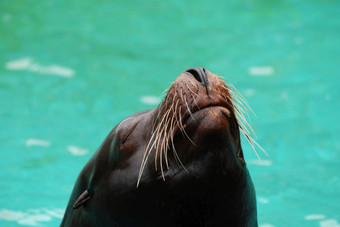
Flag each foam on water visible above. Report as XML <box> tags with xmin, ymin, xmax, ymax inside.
<box><xmin>25</xmin><ymin>139</ymin><xmax>51</xmax><ymax>147</ymax></box>
<box><xmin>257</xmin><ymin>197</ymin><xmax>269</xmax><ymax>204</ymax></box>
<box><xmin>5</xmin><ymin>58</ymin><xmax>75</xmax><ymax>78</ymax></box>
<box><xmin>140</xmin><ymin>95</ymin><xmax>161</xmax><ymax>105</ymax></box>
<box><xmin>248</xmin><ymin>66</ymin><xmax>274</xmax><ymax>76</ymax></box>
<box><xmin>305</xmin><ymin>214</ymin><xmax>326</xmax><ymax>220</ymax></box>
<box><xmin>0</xmin><ymin>208</ymin><xmax>64</xmax><ymax>226</ymax></box>
<box><xmin>247</xmin><ymin>159</ymin><xmax>273</xmax><ymax>166</ymax></box>
<box><xmin>320</xmin><ymin>219</ymin><xmax>340</xmax><ymax>227</ymax></box>
<box><xmin>260</xmin><ymin>224</ymin><xmax>275</xmax><ymax>227</ymax></box>
<box><xmin>304</xmin><ymin>214</ymin><xmax>340</xmax><ymax>227</ymax></box>
<box><xmin>244</xmin><ymin>88</ymin><xmax>256</xmax><ymax>97</ymax></box>
<box><xmin>2</xmin><ymin>13</ymin><xmax>12</xmax><ymax>22</ymax></box>
<box><xmin>67</xmin><ymin>146</ymin><xmax>89</xmax><ymax>156</ymax></box>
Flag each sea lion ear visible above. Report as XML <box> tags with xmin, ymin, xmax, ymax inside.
<box><xmin>72</xmin><ymin>189</ymin><xmax>93</xmax><ymax>209</ymax></box>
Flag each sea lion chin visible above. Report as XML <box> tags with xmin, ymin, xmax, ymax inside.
<box><xmin>61</xmin><ymin>67</ymin><xmax>264</xmax><ymax>227</ymax></box>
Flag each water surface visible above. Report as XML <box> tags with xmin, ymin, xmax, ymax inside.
<box><xmin>1</xmin><ymin>0</ymin><xmax>339</xmax><ymax>226</ymax></box>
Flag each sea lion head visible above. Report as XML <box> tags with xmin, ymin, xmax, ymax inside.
<box><xmin>121</xmin><ymin>67</ymin><xmax>265</xmax><ymax>186</ymax></box>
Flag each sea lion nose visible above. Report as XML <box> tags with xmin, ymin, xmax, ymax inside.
<box><xmin>185</xmin><ymin>67</ymin><xmax>209</xmax><ymax>87</ymax></box>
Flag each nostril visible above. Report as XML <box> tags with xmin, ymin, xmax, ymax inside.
<box><xmin>185</xmin><ymin>67</ymin><xmax>208</xmax><ymax>86</ymax></box>
<box><xmin>186</xmin><ymin>68</ymin><xmax>203</xmax><ymax>83</ymax></box>
<box><xmin>184</xmin><ymin>67</ymin><xmax>210</xmax><ymax>96</ymax></box>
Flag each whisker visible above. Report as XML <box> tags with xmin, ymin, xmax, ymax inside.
<box><xmin>159</xmin><ymin>141</ymin><xmax>165</xmax><ymax>181</ymax></box>
<box><xmin>163</xmin><ymin>107</ymin><xmax>174</xmax><ymax>170</ymax></box>
<box><xmin>241</xmin><ymin>131</ymin><xmax>260</xmax><ymax>160</ymax></box>
<box><xmin>137</xmin><ymin>107</ymin><xmax>171</xmax><ymax>186</ymax></box>
<box><xmin>137</xmin><ymin>129</ymin><xmax>157</xmax><ymax>186</ymax></box>
<box><xmin>169</xmin><ymin>99</ymin><xmax>189</xmax><ymax>172</ymax></box>
<box><xmin>186</xmin><ymin>84</ymin><xmax>198</xmax><ymax>97</ymax></box>
<box><xmin>192</xmin><ymin>95</ymin><xmax>200</xmax><ymax>110</ymax></box>
<box><xmin>178</xmin><ymin>106</ymin><xmax>196</xmax><ymax>146</ymax></box>
<box><xmin>155</xmin><ymin>108</ymin><xmax>171</xmax><ymax>171</ymax></box>
<box><xmin>219</xmin><ymin>79</ymin><xmax>267</xmax><ymax>160</ymax></box>
<box><xmin>182</xmin><ymin>90</ymin><xmax>196</xmax><ymax>122</ymax></box>
<box><xmin>234</xmin><ymin>108</ymin><xmax>255</xmax><ymax>136</ymax></box>
<box><xmin>248</xmin><ymin>135</ymin><xmax>268</xmax><ymax>156</ymax></box>
<box><xmin>227</xmin><ymin>83</ymin><xmax>255</xmax><ymax>115</ymax></box>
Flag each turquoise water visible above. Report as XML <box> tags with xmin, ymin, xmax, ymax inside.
<box><xmin>1</xmin><ymin>0</ymin><xmax>339</xmax><ymax>226</ymax></box>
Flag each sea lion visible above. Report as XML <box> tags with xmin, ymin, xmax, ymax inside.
<box><xmin>61</xmin><ymin>67</ymin><xmax>265</xmax><ymax>227</ymax></box>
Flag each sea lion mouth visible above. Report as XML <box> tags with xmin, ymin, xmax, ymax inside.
<box><xmin>137</xmin><ymin>68</ymin><xmax>266</xmax><ymax>186</ymax></box>
<box><xmin>179</xmin><ymin>103</ymin><xmax>231</xmax><ymax>136</ymax></box>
